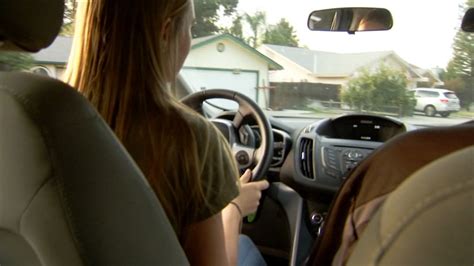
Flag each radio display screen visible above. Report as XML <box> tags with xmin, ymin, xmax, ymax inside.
<box><xmin>326</xmin><ymin>116</ymin><xmax>405</xmax><ymax>142</ymax></box>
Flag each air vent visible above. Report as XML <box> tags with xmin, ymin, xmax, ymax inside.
<box><xmin>299</xmin><ymin>138</ymin><xmax>314</xmax><ymax>179</ymax></box>
<box><xmin>271</xmin><ymin>129</ymin><xmax>286</xmax><ymax>166</ymax></box>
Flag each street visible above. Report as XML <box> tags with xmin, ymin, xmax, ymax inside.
<box><xmin>269</xmin><ymin>110</ymin><xmax>473</xmax><ymax>128</ymax></box>
<box><xmin>401</xmin><ymin>114</ymin><xmax>472</xmax><ymax>127</ymax></box>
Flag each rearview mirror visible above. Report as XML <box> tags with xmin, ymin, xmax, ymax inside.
<box><xmin>308</xmin><ymin>8</ymin><xmax>393</xmax><ymax>33</ymax></box>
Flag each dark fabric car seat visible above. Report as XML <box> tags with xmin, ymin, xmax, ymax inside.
<box><xmin>0</xmin><ymin>0</ymin><xmax>188</xmax><ymax>265</ymax></box>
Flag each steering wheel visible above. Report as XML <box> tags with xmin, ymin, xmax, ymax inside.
<box><xmin>181</xmin><ymin>89</ymin><xmax>274</xmax><ymax>181</ymax></box>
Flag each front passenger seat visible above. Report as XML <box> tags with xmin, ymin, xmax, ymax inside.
<box><xmin>0</xmin><ymin>0</ymin><xmax>188</xmax><ymax>265</ymax></box>
<box><xmin>348</xmin><ymin>146</ymin><xmax>473</xmax><ymax>266</ymax></box>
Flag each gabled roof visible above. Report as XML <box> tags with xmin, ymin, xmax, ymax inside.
<box><xmin>191</xmin><ymin>34</ymin><xmax>283</xmax><ymax>70</ymax></box>
<box><xmin>263</xmin><ymin>44</ymin><xmax>421</xmax><ymax>77</ymax></box>
<box><xmin>409</xmin><ymin>64</ymin><xmax>443</xmax><ymax>84</ymax></box>
<box><xmin>191</xmin><ymin>35</ymin><xmax>217</xmax><ymax>47</ymax></box>
<box><xmin>33</xmin><ymin>36</ymin><xmax>73</xmax><ymax>64</ymax></box>
<box><xmin>32</xmin><ymin>34</ymin><xmax>283</xmax><ymax>71</ymax></box>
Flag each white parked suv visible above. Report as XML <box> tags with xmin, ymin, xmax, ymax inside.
<box><xmin>410</xmin><ymin>88</ymin><xmax>461</xmax><ymax>117</ymax></box>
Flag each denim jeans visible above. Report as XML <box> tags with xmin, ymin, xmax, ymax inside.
<box><xmin>238</xmin><ymin>235</ymin><xmax>267</xmax><ymax>266</ymax></box>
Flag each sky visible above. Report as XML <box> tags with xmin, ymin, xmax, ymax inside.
<box><xmin>219</xmin><ymin>0</ymin><xmax>465</xmax><ymax>69</ymax></box>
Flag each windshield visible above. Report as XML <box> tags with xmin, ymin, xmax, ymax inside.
<box><xmin>2</xmin><ymin>0</ymin><xmax>471</xmax><ymax>127</ymax></box>
<box><xmin>180</xmin><ymin>0</ymin><xmax>473</xmax><ymax>127</ymax></box>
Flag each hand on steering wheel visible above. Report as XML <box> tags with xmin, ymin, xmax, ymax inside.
<box><xmin>233</xmin><ymin>169</ymin><xmax>270</xmax><ymax>217</ymax></box>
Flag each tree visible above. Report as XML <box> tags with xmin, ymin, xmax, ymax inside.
<box><xmin>0</xmin><ymin>1</ymin><xmax>72</xmax><ymax>71</ymax></box>
<box><xmin>341</xmin><ymin>65</ymin><xmax>415</xmax><ymax>116</ymax></box>
<box><xmin>444</xmin><ymin>0</ymin><xmax>474</xmax><ymax>109</ymax></box>
<box><xmin>58</xmin><ymin>0</ymin><xmax>240</xmax><ymax>38</ymax></box>
<box><xmin>447</xmin><ymin>31</ymin><xmax>473</xmax><ymax>77</ymax></box>
<box><xmin>222</xmin><ymin>15</ymin><xmax>244</xmax><ymax>39</ymax></box>
<box><xmin>244</xmin><ymin>11</ymin><xmax>266</xmax><ymax>48</ymax></box>
<box><xmin>263</xmin><ymin>18</ymin><xmax>299</xmax><ymax>47</ymax></box>
<box><xmin>228</xmin><ymin>15</ymin><xmax>244</xmax><ymax>39</ymax></box>
<box><xmin>192</xmin><ymin>0</ymin><xmax>239</xmax><ymax>38</ymax></box>
<box><xmin>60</xmin><ymin>0</ymin><xmax>77</xmax><ymax>36</ymax></box>
<box><xmin>0</xmin><ymin>52</ymin><xmax>34</xmax><ymax>71</ymax></box>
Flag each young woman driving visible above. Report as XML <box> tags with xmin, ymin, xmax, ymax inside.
<box><xmin>66</xmin><ymin>0</ymin><xmax>268</xmax><ymax>265</ymax></box>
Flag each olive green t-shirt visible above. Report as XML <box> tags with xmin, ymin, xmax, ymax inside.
<box><xmin>125</xmin><ymin>105</ymin><xmax>240</xmax><ymax>237</ymax></box>
<box><xmin>179</xmin><ymin>107</ymin><xmax>240</xmax><ymax>220</ymax></box>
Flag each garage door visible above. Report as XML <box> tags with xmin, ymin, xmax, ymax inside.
<box><xmin>181</xmin><ymin>68</ymin><xmax>258</xmax><ymax>109</ymax></box>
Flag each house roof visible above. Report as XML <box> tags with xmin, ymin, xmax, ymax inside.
<box><xmin>263</xmin><ymin>44</ymin><xmax>421</xmax><ymax>77</ymax></box>
<box><xmin>191</xmin><ymin>34</ymin><xmax>283</xmax><ymax>70</ymax></box>
<box><xmin>191</xmin><ymin>35</ymin><xmax>217</xmax><ymax>47</ymax></box>
<box><xmin>409</xmin><ymin>64</ymin><xmax>443</xmax><ymax>84</ymax></box>
<box><xmin>32</xmin><ymin>34</ymin><xmax>283</xmax><ymax>71</ymax></box>
<box><xmin>33</xmin><ymin>36</ymin><xmax>73</xmax><ymax>64</ymax></box>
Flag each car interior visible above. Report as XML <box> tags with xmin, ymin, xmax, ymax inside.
<box><xmin>0</xmin><ymin>0</ymin><xmax>188</xmax><ymax>264</ymax></box>
<box><xmin>0</xmin><ymin>0</ymin><xmax>473</xmax><ymax>265</ymax></box>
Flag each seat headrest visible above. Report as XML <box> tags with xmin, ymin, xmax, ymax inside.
<box><xmin>0</xmin><ymin>0</ymin><xmax>64</xmax><ymax>52</ymax></box>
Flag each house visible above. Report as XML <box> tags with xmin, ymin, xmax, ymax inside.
<box><xmin>30</xmin><ymin>34</ymin><xmax>282</xmax><ymax>108</ymax></box>
<box><xmin>181</xmin><ymin>34</ymin><xmax>282</xmax><ymax>108</ymax></box>
<box><xmin>258</xmin><ymin>44</ymin><xmax>442</xmax><ymax>109</ymax></box>
<box><xmin>31</xmin><ymin>36</ymin><xmax>72</xmax><ymax>79</ymax></box>
<box><xmin>258</xmin><ymin>44</ymin><xmax>441</xmax><ymax>88</ymax></box>
<box><xmin>410</xmin><ymin>65</ymin><xmax>445</xmax><ymax>87</ymax></box>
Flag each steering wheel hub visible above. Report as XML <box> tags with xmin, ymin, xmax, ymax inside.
<box><xmin>181</xmin><ymin>89</ymin><xmax>274</xmax><ymax>180</ymax></box>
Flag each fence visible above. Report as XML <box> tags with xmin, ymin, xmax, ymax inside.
<box><xmin>269</xmin><ymin>82</ymin><xmax>340</xmax><ymax>110</ymax></box>
<box><xmin>324</xmin><ymin>101</ymin><xmax>408</xmax><ymax>116</ymax></box>
<box><xmin>268</xmin><ymin>82</ymin><xmax>412</xmax><ymax>117</ymax></box>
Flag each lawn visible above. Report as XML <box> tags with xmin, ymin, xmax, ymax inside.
<box><xmin>453</xmin><ymin>110</ymin><xmax>474</xmax><ymax>119</ymax></box>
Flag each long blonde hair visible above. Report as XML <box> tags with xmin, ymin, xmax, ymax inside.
<box><xmin>66</xmin><ymin>0</ymin><xmax>210</xmax><ymax>237</ymax></box>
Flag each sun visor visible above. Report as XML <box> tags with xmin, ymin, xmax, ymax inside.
<box><xmin>0</xmin><ymin>0</ymin><xmax>64</xmax><ymax>52</ymax></box>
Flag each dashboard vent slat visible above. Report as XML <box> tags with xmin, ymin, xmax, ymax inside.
<box><xmin>299</xmin><ymin>138</ymin><xmax>314</xmax><ymax>179</ymax></box>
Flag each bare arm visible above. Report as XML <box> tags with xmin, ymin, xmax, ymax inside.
<box><xmin>222</xmin><ymin>169</ymin><xmax>270</xmax><ymax>265</ymax></box>
<box><xmin>181</xmin><ymin>170</ymin><xmax>269</xmax><ymax>266</ymax></box>
<box><xmin>182</xmin><ymin>212</ymin><xmax>232</xmax><ymax>266</ymax></box>
<box><xmin>222</xmin><ymin>203</ymin><xmax>243</xmax><ymax>266</ymax></box>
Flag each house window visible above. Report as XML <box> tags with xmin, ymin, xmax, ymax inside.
<box><xmin>217</xmin><ymin>42</ymin><xmax>226</xmax><ymax>53</ymax></box>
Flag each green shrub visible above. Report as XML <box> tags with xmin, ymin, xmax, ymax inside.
<box><xmin>341</xmin><ymin>65</ymin><xmax>415</xmax><ymax>116</ymax></box>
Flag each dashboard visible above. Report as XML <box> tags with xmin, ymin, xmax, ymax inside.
<box><xmin>282</xmin><ymin>114</ymin><xmax>407</xmax><ymax>193</ymax></box>
<box><xmin>211</xmin><ymin>110</ymin><xmax>411</xmax><ymax>264</ymax></box>
<box><xmin>215</xmin><ymin>112</ymin><xmax>409</xmax><ymax>194</ymax></box>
